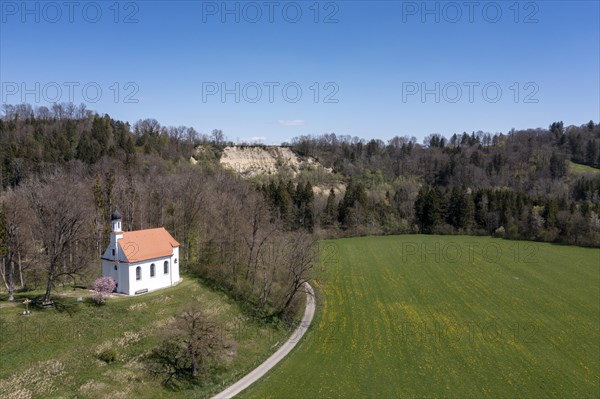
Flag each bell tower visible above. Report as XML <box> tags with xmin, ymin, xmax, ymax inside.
<box><xmin>111</xmin><ymin>210</ymin><xmax>122</xmax><ymax>233</ymax></box>
<box><xmin>110</xmin><ymin>210</ymin><xmax>123</xmax><ymax>260</ymax></box>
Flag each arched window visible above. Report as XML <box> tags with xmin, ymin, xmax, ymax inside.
<box><xmin>136</xmin><ymin>266</ymin><xmax>141</xmax><ymax>280</ymax></box>
<box><xmin>150</xmin><ymin>263</ymin><xmax>156</xmax><ymax>277</ymax></box>
<box><xmin>164</xmin><ymin>261</ymin><xmax>169</xmax><ymax>274</ymax></box>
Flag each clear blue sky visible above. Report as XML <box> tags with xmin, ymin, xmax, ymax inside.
<box><xmin>1</xmin><ymin>1</ymin><xmax>599</xmax><ymax>144</ymax></box>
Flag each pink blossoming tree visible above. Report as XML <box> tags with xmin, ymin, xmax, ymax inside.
<box><xmin>93</xmin><ymin>276</ymin><xmax>116</xmax><ymax>305</ymax></box>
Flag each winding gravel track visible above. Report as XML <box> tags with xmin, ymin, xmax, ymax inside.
<box><xmin>211</xmin><ymin>283</ymin><xmax>316</xmax><ymax>399</ymax></box>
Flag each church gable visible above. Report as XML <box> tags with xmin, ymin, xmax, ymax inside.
<box><xmin>101</xmin><ymin>243</ymin><xmax>128</xmax><ymax>263</ymax></box>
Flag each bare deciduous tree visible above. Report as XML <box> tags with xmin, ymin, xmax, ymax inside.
<box><xmin>278</xmin><ymin>232</ymin><xmax>317</xmax><ymax>314</ymax></box>
<box><xmin>0</xmin><ymin>192</ymin><xmax>25</xmax><ymax>300</ymax></box>
<box><xmin>25</xmin><ymin>176</ymin><xmax>91</xmax><ymax>304</ymax></box>
<box><xmin>147</xmin><ymin>306</ymin><xmax>227</xmax><ymax>387</ymax></box>
<box><xmin>178</xmin><ymin>170</ymin><xmax>205</xmax><ymax>268</ymax></box>
<box><xmin>211</xmin><ymin>129</ymin><xmax>224</xmax><ymax>146</ymax></box>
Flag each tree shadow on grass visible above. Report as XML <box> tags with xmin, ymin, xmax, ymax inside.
<box><xmin>51</xmin><ymin>297</ymin><xmax>83</xmax><ymax>316</ymax></box>
<box><xmin>22</xmin><ymin>296</ymin><xmax>83</xmax><ymax>316</ymax></box>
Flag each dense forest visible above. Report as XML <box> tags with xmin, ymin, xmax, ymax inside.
<box><xmin>1</xmin><ymin>102</ymin><xmax>599</xmax><ymax>312</ymax></box>
<box><xmin>283</xmin><ymin>121</ymin><xmax>600</xmax><ymax>247</ymax></box>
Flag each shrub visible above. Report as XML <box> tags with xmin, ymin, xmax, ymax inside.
<box><xmin>98</xmin><ymin>348</ymin><xmax>117</xmax><ymax>364</ymax></box>
<box><xmin>494</xmin><ymin>226</ymin><xmax>506</xmax><ymax>237</ymax></box>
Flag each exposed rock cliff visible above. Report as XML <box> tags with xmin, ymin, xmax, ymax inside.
<box><xmin>218</xmin><ymin>146</ymin><xmax>330</xmax><ymax>177</ymax></box>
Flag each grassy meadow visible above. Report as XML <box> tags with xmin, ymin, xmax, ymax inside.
<box><xmin>570</xmin><ymin>161</ymin><xmax>600</xmax><ymax>174</ymax></box>
<box><xmin>243</xmin><ymin>235</ymin><xmax>600</xmax><ymax>398</ymax></box>
<box><xmin>0</xmin><ymin>278</ymin><xmax>290</xmax><ymax>399</ymax></box>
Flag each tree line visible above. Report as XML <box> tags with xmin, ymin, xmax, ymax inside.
<box><xmin>284</xmin><ymin>121</ymin><xmax>600</xmax><ymax>246</ymax></box>
<box><xmin>1</xmin><ymin>103</ymin><xmax>599</xmax><ymax>312</ymax></box>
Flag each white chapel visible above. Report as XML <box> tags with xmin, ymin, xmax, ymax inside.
<box><xmin>101</xmin><ymin>210</ymin><xmax>181</xmax><ymax>295</ymax></box>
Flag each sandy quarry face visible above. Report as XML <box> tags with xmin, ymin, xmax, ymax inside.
<box><xmin>219</xmin><ymin>146</ymin><xmax>325</xmax><ymax>177</ymax></box>
<box><xmin>312</xmin><ymin>183</ymin><xmax>345</xmax><ymax>197</ymax></box>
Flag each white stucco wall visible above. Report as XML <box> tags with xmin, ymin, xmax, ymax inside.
<box><xmin>101</xmin><ymin>260</ymin><xmax>130</xmax><ymax>294</ymax></box>
<box><xmin>128</xmin><ymin>255</ymin><xmax>173</xmax><ymax>295</ymax></box>
<box><xmin>101</xmin><ymin>249</ymin><xmax>180</xmax><ymax>296</ymax></box>
<box><xmin>172</xmin><ymin>247</ymin><xmax>180</xmax><ymax>283</ymax></box>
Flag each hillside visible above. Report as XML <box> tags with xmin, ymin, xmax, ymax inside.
<box><xmin>570</xmin><ymin>161</ymin><xmax>600</xmax><ymax>174</ymax></box>
<box><xmin>0</xmin><ymin>279</ymin><xmax>289</xmax><ymax>399</ymax></box>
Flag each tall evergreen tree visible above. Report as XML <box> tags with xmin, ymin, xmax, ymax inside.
<box><xmin>338</xmin><ymin>180</ymin><xmax>367</xmax><ymax>228</ymax></box>
<box><xmin>415</xmin><ymin>186</ymin><xmax>446</xmax><ymax>233</ymax></box>
<box><xmin>323</xmin><ymin>188</ymin><xmax>337</xmax><ymax>227</ymax></box>
<box><xmin>277</xmin><ymin>181</ymin><xmax>293</xmax><ymax>229</ymax></box>
<box><xmin>550</xmin><ymin>152</ymin><xmax>567</xmax><ymax>178</ymax></box>
<box><xmin>303</xmin><ymin>181</ymin><xmax>315</xmax><ymax>232</ymax></box>
<box><xmin>543</xmin><ymin>198</ymin><xmax>558</xmax><ymax>228</ymax></box>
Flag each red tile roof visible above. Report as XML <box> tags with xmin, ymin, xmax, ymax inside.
<box><xmin>119</xmin><ymin>227</ymin><xmax>180</xmax><ymax>263</ymax></box>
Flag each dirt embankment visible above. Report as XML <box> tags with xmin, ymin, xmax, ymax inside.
<box><xmin>218</xmin><ymin>146</ymin><xmax>328</xmax><ymax>177</ymax></box>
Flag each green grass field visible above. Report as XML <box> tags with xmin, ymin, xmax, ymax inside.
<box><xmin>0</xmin><ymin>278</ymin><xmax>290</xmax><ymax>399</ymax></box>
<box><xmin>570</xmin><ymin>161</ymin><xmax>600</xmax><ymax>174</ymax></box>
<box><xmin>243</xmin><ymin>235</ymin><xmax>600</xmax><ymax>398</ymax></box>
